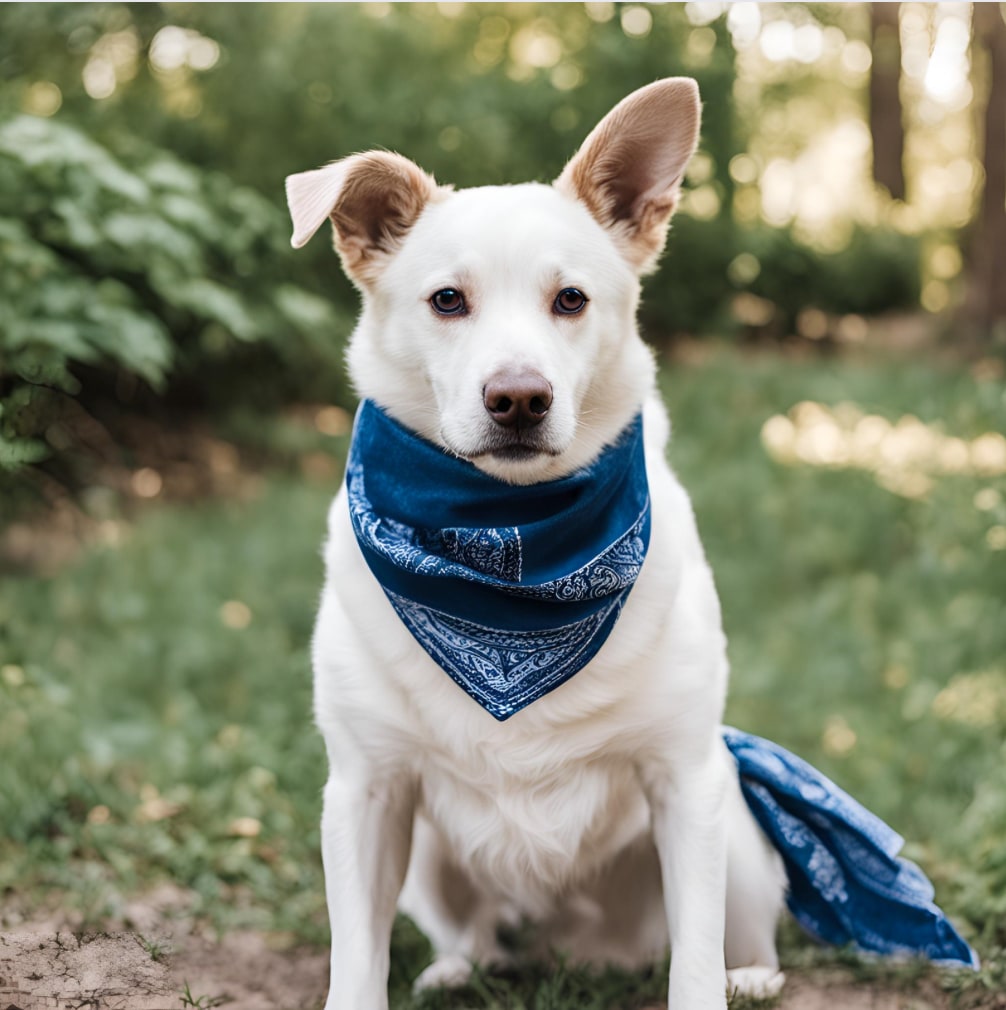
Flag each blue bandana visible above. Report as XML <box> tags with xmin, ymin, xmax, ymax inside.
<box><xmin>347</xmin><ymin>399</ymin><xmax>650</xmax><ymax>721</ymax></box>
<box><xmin>346</xmin><ymin>399</ymin><xmax>977</xmax><ymax>971</ymax></box>
<box><xmin>725</xmin><ymin>728</ymin><xmax>978</xmax><ymax>969</ymax></box>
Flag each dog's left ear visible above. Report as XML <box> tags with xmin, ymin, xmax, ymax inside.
<box><xmin>285</xmin><ymin>151</ymin><xmax>440</xmax><ymax>287</ymax></box>
<box><xmin>555</xmin><ymin>77</ymin><xmax>700</xmax><ymax>275</ymax></box>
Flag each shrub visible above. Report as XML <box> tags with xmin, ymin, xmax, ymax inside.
<box><xmin>641</xmin><ymin>219</ymin><xmax>921</xmax><ymax>341</ymax></box>
<box><xmin>736</xmin><ymin>224</ymin><xmax>921</xmax><ymax>335</ymax></box>
<box><xmin>0</xmin><ymin>115</ymin><xmax>352</xmax><ymax>486</ymax></box>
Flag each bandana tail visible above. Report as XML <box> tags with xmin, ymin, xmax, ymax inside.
<box><xmin>723</xmin><ymin>727</ymin><xmax>979</xmax><ymax>969</ymax></box>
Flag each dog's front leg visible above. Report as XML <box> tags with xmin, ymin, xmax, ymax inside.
<box><xmin>642</xmin><ymin>750</ymin><xmax>729</xmax><ymax>1010</ymax></box>
<box><xmin>320</xmin><ymin>769</ymin><xmax>415</xmax><ymax>1010</ymax></box>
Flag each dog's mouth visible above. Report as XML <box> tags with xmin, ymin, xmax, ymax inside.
<box><xmin>445</xmin><ymin>430</ymin><xmax>563</xmax><ymax>465</ymax></box>
<box><xmin>486</xmin><ymin>442</ymin><xmax>551</xmax><ymax>463</ymax></box>
<box><xmin>474</xmin><ymin>439</ymin><xmax>563</xmax><ymax>463</ymax></box>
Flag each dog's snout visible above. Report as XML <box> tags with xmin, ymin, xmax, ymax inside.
<box><xmin>483</xmin><ymin>369</ymin><xmax>553</xmax><ymax>430</ymax></box>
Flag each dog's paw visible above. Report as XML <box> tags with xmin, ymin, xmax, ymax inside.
<box><xmin>413</xmin><ymin>953</ymin><xmax>474</xmax><ymax>992</ymax></box>
<box><xmin>726</xmin><ymin>966</ymin><xmax>785</xmax><ymax>1000</ymax></box>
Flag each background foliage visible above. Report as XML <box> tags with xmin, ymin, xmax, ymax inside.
<box><xmin>0</xmin><ymin>113</ymin><xmax>350</xmax><ymax>478</ymax></box>
<box><xmin>0</xmin><ymin>2</ymin><xmax>934</xmax><ymax>497</ymax></box>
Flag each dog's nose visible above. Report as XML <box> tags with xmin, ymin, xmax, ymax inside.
<box><xmin>483</xmin><ymin>369</ymin><xmax>553</xmax><ymax>429</ymax></box>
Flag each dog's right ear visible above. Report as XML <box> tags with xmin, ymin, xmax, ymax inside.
<box><xmin>555</xmin><ymin>78</ymin><xmax>700</xmax><ymax>275</ymax></box>
<box><xmin>285</xmin><ymin>152</ymin><xmax>440</xmax><ymax>286</ymax></box>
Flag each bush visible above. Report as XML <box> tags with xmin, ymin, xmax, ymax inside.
<box><xmin>641</xmin><ymin>213</ymin><xmax>741</xmax><ymax>338</ymax></box>
<box><xmin>737</xmin><ymin>224</ymin><xmax>921</xmax><ymax>334</ymax></box>
<box><xmin>0</xmin><ymin>115</ymin><xmax>352</xmax><ymax>484</ymax></box>
<box><xmin>641</xmin><ymin>218</ymin><xmax>921</xmax><ymax>341</ymax></box>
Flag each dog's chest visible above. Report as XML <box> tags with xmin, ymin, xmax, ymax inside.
<box><xmin>417</xmin><ymin>741</ymin><xmax>649</xmax><ymax>905</ymax></box>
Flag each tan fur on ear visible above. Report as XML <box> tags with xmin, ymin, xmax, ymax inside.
<box><xmin>285</xmin><ymin>152</ymin><xmax>442</xmax><ymax>286</ymax></box>
<box><xmin>555</xmin><ymin>78</ymin><xmax>701</xmax><ymax>275</ymax></box>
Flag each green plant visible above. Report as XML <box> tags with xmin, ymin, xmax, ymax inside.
<box><xmin>136</xmin><ymin>932</ymin><xmax>172</xmax><ymax>963</ymax></box>
<box><xmin>739</xmin><ymin>224</ymin><xmax>921</xmax><ymax>333</ymax></box>
<box><xmin>0</xmin><ymin>114</ymin><xmax>351</xmax><ymax>489</ymax></box>
<box><xmin>179</xmin><ymin>981</ymin><xmax>226</xmax><ymax>1009</ymax></box>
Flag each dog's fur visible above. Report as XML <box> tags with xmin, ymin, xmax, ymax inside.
<box><xmin>287</xmin><ymin>79</ymin><xmax>787</xmax><ymax>1010</ymax></box>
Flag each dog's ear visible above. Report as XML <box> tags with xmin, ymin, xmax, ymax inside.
<box><xmin>555</xmin><ymin>78</ymin><xmax>700</xmax><ymax>275</ymax></box>
<box><xmin>285</xmin><ymin>152</ymin><xmax>440</xmax><ymax>286</ymax></box>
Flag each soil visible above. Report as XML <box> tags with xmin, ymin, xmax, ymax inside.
<box><xmin>0</xmin><ymin>885</ymin><xmax>328</xmax><ymax>1010</ymax></box>
<box><xmin>0</xmin><ymin>408</ymin><xmax>271</xmax><ymax>576</ymax></box>
<box><xmin>0</xmin><ymin>927</ymin><xmax>328</xmax><ymax>1010</ymax></box>
<box><xmin>0</xmin><ymin>904</ymin><xmax>990</xmax><ymax>1010</ymax></box>
<box><xmin>775</xmin><ymin>973</ymin><xmax>950</xmax><ymax>1010</ymax></box>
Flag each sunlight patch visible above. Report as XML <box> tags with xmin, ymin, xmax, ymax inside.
<box><xmin>220</xmin><ymin>599</ymin><xmax>253</xmax><ymax>629</ymax></box>
<box><xmin>761</xmin><ymin>401</ymin><xmax>1006</xmax><ymax>499</ymax></box>
<box><xmin>931</xmin><ymin>669</ymin><xmax>1006</xmax><ymax>727</ymax></box>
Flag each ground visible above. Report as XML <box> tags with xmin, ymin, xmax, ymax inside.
<box><xmin>0</xmin><ymin>934</ymin><xmax>959</xmax><ymax>1010</ymax></box>
<box><xmin>3</xmin><ymin>892</ymin><xmax>1001</xmax><ymax>1010</ymax></box>
<box><xmin>0</xmin><ymin>915</ymin><xmax>995</xmax><ymax>1010</ymax></box>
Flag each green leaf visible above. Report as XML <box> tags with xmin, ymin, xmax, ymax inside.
<box><xmin>169</xmin><ymin>278</ymin><xmax>262</xmax><ymax>342</ymax></box>
<box><xmin>82</xmin><ymin>303</ymin><xmax>173</xmax><ymax>387</ymax></box>
<box><xmin>0</xmin><ymin>433</ymin><xmax>49</xmax><ymax>471</ymax></box>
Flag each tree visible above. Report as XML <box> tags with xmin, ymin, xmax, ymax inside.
<box><xmin>869</xmin><ymin>2</ymin><xmax>906</xmax><ymax>201</ymax></box>
<box><xmin>969</xmin><ymin>1</ymin><xmax>1006</xmax><ymax>330</ymax></box>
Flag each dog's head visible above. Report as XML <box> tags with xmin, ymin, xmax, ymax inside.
<box><xmin>286</xmin><ymin>78</ymin><xmax>700</xmax><ymax>484</ymax></box>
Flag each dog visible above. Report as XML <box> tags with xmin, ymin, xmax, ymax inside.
<box><xmin>286</xmin><ymin>78</ymin><xmax>787</xmax><ymax>1010</ymax></box>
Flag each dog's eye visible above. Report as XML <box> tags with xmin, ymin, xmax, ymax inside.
<box><xmin>431</xmin><ymin>289</ymin><xmax>467</xmax><ymax>316</ymax></box>
<box><xmin>554</xmin><ymin>288</ymin><xmax>588</xmax><ymax>315</ymax></box>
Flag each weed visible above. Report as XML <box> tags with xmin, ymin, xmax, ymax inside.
<box><xmin>135</xmin><ymin>932</ymin><xmax>172</xmax><ymax>963</ymax></box>
<box><xmin>179</xmin><ymin>980</ymin><xmax>227</xmax><ymax>1009</ymax></box>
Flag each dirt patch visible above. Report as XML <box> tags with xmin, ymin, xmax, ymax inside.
<box><xmin>776</xmin><ymin>971</ymin><xmax>945</xmax><ymax>1010</ymax></box>
<box><xmin>173</xmin><ymin>931</ymin><xmax>327</xmax><ymax>1010</ymax></box>
<box><xmin>0</xmin><ymin>928</ymin><xmax>326</xmax><ymax>1010</ymax></box>
<box><xmin>1</xmin><ymin>887</ymin><xmax>326</xmax><ymax>1010</ymax></box>
<box><xmin>0</xmin><ymin>889</ymin><xmax>993</xmax><ymax>1010</ymax></box>
<box><xmin>0</xmin><ymin>930</ymin><xmax>172</xmax><ymax>1009</ymax></box>
<box><xmin>0</xmin><ymin>935</ymin><xmax>981</xmax><ymax>1010</ymax></box>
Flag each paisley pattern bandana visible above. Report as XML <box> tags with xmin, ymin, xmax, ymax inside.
<box><xmin>725</xmin><ymin>727</ymin><xmax>978</xmax><ymax>969</ymax></box>
<box><xmin>346</xmin><ymin>399</ymin><xmax>651</xmax><ymax>721</ymax></box>
<box><xmin>345</xmin><ymin>399</ymin><xmax>978</xmax><ymax>969</ymax></box>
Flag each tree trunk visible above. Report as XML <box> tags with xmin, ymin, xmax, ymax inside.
<box><xmin>869</xmin><ymin>2</ymin><xmax>906</xmax><ymax>201</ymax></box>
<box><xmin>970</xmin><ymin>2</ymin><xmax>1006</xmax><ymax>329</ymax></box>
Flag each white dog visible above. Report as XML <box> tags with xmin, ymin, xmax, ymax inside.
<box><xmin>286</xmin><ymin>78</ymin><xmax>787</xmax><ymax>1010</ymax></box>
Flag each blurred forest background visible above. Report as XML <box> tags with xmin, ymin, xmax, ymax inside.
<box><xmin>1</xmin><ymin>1</ymin><xmax>1005</xmax><ymax>503</ymax></box>
<box><xmin>2</xmin><ymin>4</ymin><xmax>1006</xmax><ymax>1007</ymax></box>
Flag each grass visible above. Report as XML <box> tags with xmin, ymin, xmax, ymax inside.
<box><xmin>136</xmin><ymin>930</ymin><xmax>172</xmax><ymax>963</ymax></box>
<box><xmin>179</xmin><ymin>980</ymin><xmax>228</xmax><ymax>1009</ymax></box>
<box><xmin>0</xmin><ymin>475</ymin><xmax>333</xmax><ymax>941</ymax></box>
<box><xmin>1</xmin><ymin>344</ymin><xmax>1004</xmax><ymax>1006</ymax></box>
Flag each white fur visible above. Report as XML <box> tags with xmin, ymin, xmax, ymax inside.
<box><xmin>289</xmin><ymin>79</ymin><xmax>786</xmax><ymax>1010</ymax></box>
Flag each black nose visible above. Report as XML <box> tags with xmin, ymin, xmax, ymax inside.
<box><xmin>483</xmin><ymin>369</ymin><xmax>553</xmax><ymax>429</ymax></box>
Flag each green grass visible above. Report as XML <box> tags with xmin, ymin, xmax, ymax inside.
<box><xmin>1</xmin><ymin>346</ymin><xmax>1004</xmax><ymax>1006</ymax></box>
<box><xmin>0</xmin><ymin>476</ymin><xmax>334</xmax><ymax>940</ymax></box>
